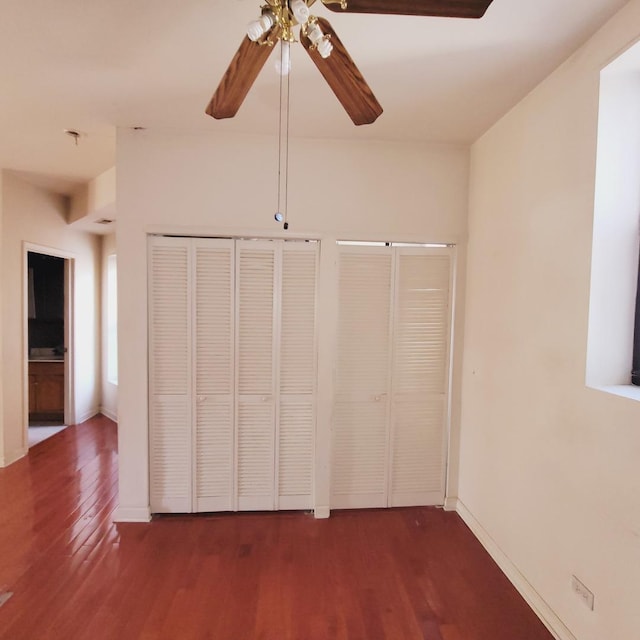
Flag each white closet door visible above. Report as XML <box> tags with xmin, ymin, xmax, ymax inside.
<box><xmin>277</xmin><ymin>242</ymin><xmax>318</xmax><ymax>510</ymax></box>
<box><xmin>149</xmin><ymin>237</ymin><xmax>192</xmax><ymax>513</ymax></box>
<box><xmin>332</xmin><ymin>246</ymin><xmax>393</xmax><ymax>509</ymax></box>
<box><xmin>235</xmin><ymin>240</ymin><xmax>277</xmax><ymax>511</ymax></box>
<box><xmin>149</xmin><ymin>237</ymin><xmax>318</xmax><ymax>515</ymax></box>
<box><xmin>389</xmin><ymin>249</ymin><xmax>451</xmax><ymax>507</ymax></box>
<box><xmin>193</xmin><ymin>239</ymin><xmax>235</xmax><ymax>512</ymax></box>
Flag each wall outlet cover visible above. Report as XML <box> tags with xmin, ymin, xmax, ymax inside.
<box><xmin>571</xmin><ymin>575</ymin><xmax>595</xmax><ymax>611</ymax></box>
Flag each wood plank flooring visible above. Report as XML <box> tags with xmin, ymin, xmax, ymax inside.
<box><xmin>0</xmin><ymin>415</ymin><xmax>554</xmax><ymax>640</ymax></box>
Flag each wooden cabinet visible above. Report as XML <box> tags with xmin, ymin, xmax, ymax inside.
<box><xmin>29</xmin><ymin>361</ymin><xmax>64</xmax><ymax>422</ymax></box>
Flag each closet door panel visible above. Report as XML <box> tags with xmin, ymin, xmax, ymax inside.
<box><xmin>390</xmin><ymin>401</ymin><xmax>446</xmax><ymax>505</ymax></box>
<box><xmin>236</xmin><ymin>241</ymin><xmax>276</xmax><ymax>510</ymax></box>
<box><xmin>149</xmin><ymin>237</ymin><xmax>319</xmax><ymax>514</ymax></box>
<box><xmin>195</xmin><ymin>401</ymin><xmax>233</xmax><ymax>511</ymax></box>
<box><xmin>332</xmin><ymin>402</ymin><xmax>389</xmax><ymax>508</ymax></box>
<box><xmin>150</xmin><ymin>397</ymin><xmax>191</xmax><ymax>513</ymax></box>
<box><xmin>278</xmin><ymin>402</ymin><xmax>314</xmax><ymax>509</ymax></box>
<box><xmin>236</xmin><ymin>400</ymin><xmax>274</xmax><ymax>510</ymax></box>
<box><xmin>193</xmin><ymin>239</ymin><xmax>235</xmax><ymax>512</ymax></box>
<box><xmin>278</xmin><ymin>244</ymin><xmax>317</xmax><ymax>509</ymax></box>
<box><xmin>149</xmin><ymin>238</ymin><xmax>192</xmax><ymax>513</ymax></box>
<box><xmin>390</xmin><ymin>251</ymin><xmax>451</xmax><ymax>507</ymax></box>
<box><xmin>332</xmin><ymin>248</ymin><xmax>393</xmax><ymax>509</ymax></box>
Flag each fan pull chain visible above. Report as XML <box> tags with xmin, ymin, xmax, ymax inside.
<box><xmin>276</xmin><ymin>41</ymin><xmax>291</xmax><ymax>230</ymax></box>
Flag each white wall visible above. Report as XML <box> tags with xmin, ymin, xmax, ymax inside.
<box><xmin>461</xmin><ymin>3</ymin><xmax>640</xmax><ymax>639</ymax></box>
<box><xmin>0</xmin><ymin>170</ymin><xmax>4</xmax><ymax>465</ymax></box>
<box><xmin>115</xmin><ymin>128</ymin><xmax>470</xmax><ymax>521</ymax></box>
<box><xmin>70</xmin><ymin>166</ymin><xmax>116</xmax><ymax>224</ymax></box>
<box><xmin>100</xmin><ymin>233</ymin><xmax>117</xmax><ymax>421</ymax></box>
<box><xmin>0</xmin><ymin>171</ymin><xmax>101</xmax><ymax>465</ymax></box>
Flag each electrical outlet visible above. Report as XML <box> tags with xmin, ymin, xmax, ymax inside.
<box><xmin>571</xmin><ymin>575</ymin><xmax>595</xmax><ymax>611</ymax></box>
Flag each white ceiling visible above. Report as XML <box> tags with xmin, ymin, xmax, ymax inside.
<box><xmin>0</xmin><ymin>0</ymin><xmax>629</xmax><ymax>196</ymax></box>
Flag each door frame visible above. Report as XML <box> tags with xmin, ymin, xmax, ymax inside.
<box><xmin>23</xmin><ymin>243</ymin><xmax>76</xmax><ymax>444</ymax></box>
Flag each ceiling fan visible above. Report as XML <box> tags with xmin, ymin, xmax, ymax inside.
<box><xmin>205</xmin><ymin>0</ymin><xmax>495</xmax><ymax>126</ymax></box>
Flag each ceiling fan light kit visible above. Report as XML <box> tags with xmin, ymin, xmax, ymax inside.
<box><xmin>206</xmin><ymin>0</ymin><xmax>494</xmax><ymax>125</ymax></box>
<box><xmin>305</xmin><ymin>19</ymin><xmax>333</xmax><ymax>58</ymax></box>
<box><xmin>291</xmin><ymin>0</ymin><xmax>311</xmax><ymax>24</ymax></box>
<box><xmin>275</xmin><ymin>40</ymin><xmax>292</xmax><ymax>75</ymax></box>
<box><xmin>204</xmin><ymin>0</ymin><xmax>495</xmax><ymax>228</ymax></box>
<box><xmin>247</xmin><ymin>12</ymin><xmax>276</xmax><ymax>42</ymax></box>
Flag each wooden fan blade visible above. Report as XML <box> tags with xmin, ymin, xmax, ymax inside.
<box><xmin>300</xmin><ymin>18</ymin><xmax>382</xmax><ymax>126</ymax></box>
<box><xmin>321</xmin><ymin>0</ymin><xmax>494</xmax><ymax>19</ymax></box>
<box><xmin>206</xmin><ymin>31</ymin><xmax>280</xmax><ymax>119</ymax></box>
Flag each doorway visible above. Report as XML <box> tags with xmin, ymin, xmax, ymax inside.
<box><xmin>25</xmin><ymin>248</ymin><xmax>73</xmax><ymax>447</ymax></box>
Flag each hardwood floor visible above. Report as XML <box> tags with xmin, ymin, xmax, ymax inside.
<box><xmin>0</xmin><ymin>415</ymin><xmax>554</xmax><ymax>640</ymax></box>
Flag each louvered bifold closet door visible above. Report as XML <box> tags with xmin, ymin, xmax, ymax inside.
<box><xmin>332</xmin><ymin>246</ymin><xmax>393</xmax><ymax>509</ymax></box>
<box><xmin>235</xmin><ymin>241</ymin><xmax>277</xmax><ymax>510</ymax></box>
<box><xmin>389</xmin><ymin>249</ymin><xmax>452</xmax><ymax>506</ymax></box>
<box><xmin>193</xmin><ymin>239</ymin><xmax>235</xmax><ymax>512</ymax></box>
<box><xmin>277</xmin><ymin>242</ymin><xmax>318</xmax><ymax>510</ymax></box>
<box><xmin>149</xmin><ymin>237</ymin><xmax>192</xmax><ymax>513</ymax></box>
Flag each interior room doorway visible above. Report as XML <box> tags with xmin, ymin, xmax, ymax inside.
<box><xmin>24</xmin><ymin>246</ymin><xmax>74</xmax><ymax>448</ymax></box>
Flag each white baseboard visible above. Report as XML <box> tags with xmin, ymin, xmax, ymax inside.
<box><xmin>114</xmin><ymin>506</ymin><xmax>151</xmax><ymax>523</ymax></box>
<box><xmin>76</xmin><ymin>407</ymin><xmax>100</xmax><ymax>424</ymax></box>
<box><xmin>456</xmin><ymin>500</ymin><xmax>576</xmax><ymax>640</ymax></box>
<box><xmin>314</xmin><ymin>505</ymin><xmax>330</xmax><ymax>519</ymax></box>
<box><xmin>443</xmin><ymin>496</ymin><xmax>458</xmax><ymax>511</ymax></box>
<box><xmin>99</xmin><ymin>407</ymin><xmax>117</xmax><ymax>422</ymax></box>
<box><xmin>1</xmin><ymin>447</ymin><xmax>27</xmax><ymax>468</ymax></box>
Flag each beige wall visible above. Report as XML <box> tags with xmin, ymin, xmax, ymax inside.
<box><xmin>0</xmin><ymin>170</ymin><xmax>4</xmax><ymax>465</ymax></box>
<box><xmin>100</xmin><ymin>233</ymin><xmax>117</xmax><ymax>421</ymax></box>
<box><xmin>461</xmin><ymin>3</ymin><xmax>640</xmax><ymax>639</ymax></box>
<box><xmin>0</xmin><ymin>171</ymin><xmax>101</xmax><ymax>465</ymax></box>
<box><xmin>70</xmin><ymin>167</ymin><xmax>116</xmax><ymax>224</ymax></box>
<box><xmin>115</xmin><ymin>129</ymin><xmax>470</xmax><ymax>520</ymax></box>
